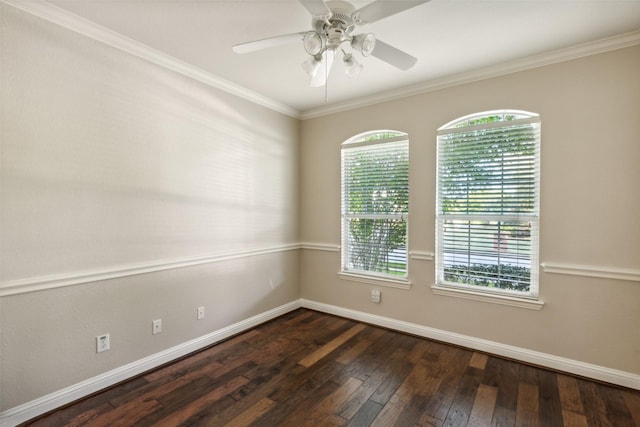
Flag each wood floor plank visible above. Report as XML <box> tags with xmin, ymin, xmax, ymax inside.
<box><xmin>622</xmin><ymin>390</ymin><xmax>640</xmax><ymax>426</ymax></box>
<box><xmin>562</xmin><ymin>409</ymin><xmax>589</xmax><ymax>427</ymax></box>
<box><xmin>577</xmin><ymin>379</ymin><xmax>614</xmax><ymax>427</ymax></box>
<box><xmin>150</xmin><ymin>376</ymin><xmax>248</xmax><ymax>426</ymax></box>
<box><xmin>557</xmin><ymin>374</ymin><xmax>585</xmax><ymax>415</ymax></box>
<box><xmin>347</xmin><ymin>400</ymin><xmax>384</xmax><ymax>427</ymax></box>
<box><xmin>537</xmin><ymin>370</ymin><xmax>564</xmax><ymax>426</ymax></box>
<box><xmin>23</xmin><ymin>309</ymin><xmax>640</xmax><ymax>427</ymax></box>
<box><xmin>370</xmin><ymin>358</ymin><xmax>433</xmax><ymax>426</ymax></box>
<box><xmin>26</xmin><ymin>376</ymin><xmax>150</xmax><ymax>427</ymax></box>
<box><xmin>82</xmin><ymin>397</ymin><xmax>161</xmax><ymax>427</ymax></box>
<box><xmin>394</xmin><ymin>394</ymin><xmax>428</xmax><ymax>427</ymax></box>
<box><xmin>468</xmin><ymin>384</ymin><xmax>498</xmax><ymax>426</ymax></box>
<box><xmin>335</xmin><ymin>339</ymin><xmax>373</xmax><ymax>365</ymax></box>
<box><xmin>370</xmin><ymin>391</ymin><xmax>407</xmax><ymax>427</ymax></box>
<box><xmin>141</xmin><ymin>349</ymin><xmax>221</xmax><ymax>383</ymax></box>
<box><xmin>63</xmin><ymin>402</ymin><xmax>114</xmax><ymax>427</ymax></box>
<box><xmin>483</xmin><ymin>357</ymin><xmax>520</xmax><ymax>411</ymax></box>
<box><xmin>443</xmin><ymin>370</ymin><xmax>483</xmax><ymax>427</ymax></box>
<box><xmin>272</xmin><ymin>378</ymin><xmax>341</xmax><ymax>426</ymax></box>
<box><xmin>109</xmin><ymin>359</ymin><xmax>224</xmax><ymax>408</ymax></box>
<box><xmin>599</xmin><ymin>386</ymin><xmax>635</xmax><ymax>427</ymax></box>
<box><xmin>469</xmin><ymin>352</ymin><xmax>489</xmax><ymax>370</ymax></box>
<box><xmin>298</xmin><ymin>323</ymin><xmax>366</xmax><ymax>368</ymax></box>
<box><xmin>336</xmin><ymin>335</ymin><xmax>413</xmax><ymax>419</ymax></box>
<box><xmin>305</xmin><ymin>376</ymin><xmax>364</xmax><ymax>423</ymax></box>
<box><xmin>406</xmin><ymin>340</ymin><xmax>431</xmax><ymax>364</ymax></box>
<box><xmin>423</xmin><ymin>346</ymin><xmax>472</xmax><ymax>422</ymax></box>
<box><xmin>223</xmin><ymin>397</ymin><xmax>275</xmax><ymax>427</ymax></box>
<box><xmin>515</xmin><ymin>382</ymin><xmax>539</xmax><ymax>427</ymax></box>
<box><xmin>283</xmin><ymin>309</ymin><xmax>315</xmax><ymax>325</ymax></box>
<box><xmin>491</xmin><ymin>405</ymin><xmax>516</xmax><ymax>427</ymax></box>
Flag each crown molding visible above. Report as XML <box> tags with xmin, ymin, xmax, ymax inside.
<box><xmin>1</xmin><ymin>0</ymin><xmax>301</xmax><ymax>119</ymax></box>
<box><xmin>300</xmin><ymin>30</ymin><xmax>640</xmax><ymax>120</ymax></box>
<box><xmin>4</xmin><ymin>1</ymin><xmax>639</xmax><ymax>123</ymax></box>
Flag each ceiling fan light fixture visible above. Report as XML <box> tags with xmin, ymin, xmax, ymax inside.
<box><xmin>303</xmin><ymin>31</ymin><xmax>325</xmax><ymax>55</ymax></box>
<box><xmin>302</xmin><ymin>55</ymin><xmax>322</xmax><ymax>77</ymax></box>
<box><xmin>351</xmin><ymin>32</ymin><xmax>376</xmax><ymax>56</ymax></box>
<box><xmin>343</xmin><ymin>53</ymin><xmax>363</xmax><ymax>78</ymax></box>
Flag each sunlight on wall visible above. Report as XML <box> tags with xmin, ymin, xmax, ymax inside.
<box><xmin>1</xmin><ymin>5</ymin><xmax>298</xmax><ymax>281</ymax></box>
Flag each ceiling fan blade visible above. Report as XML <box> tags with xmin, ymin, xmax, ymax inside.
<box><xmin>232</xmin><ymin>32</ymin><xmax>305</xmax><ymax>54</ymax></box>
<box><xmin>310</xmin><ymin>50</ymin><xmax>335</xmax><ymax>87</ymax></box>
<box><xmin>298</xmin><ymin>0</ymin><xmax>332</xmax><ymax>18</ymax></box>
<box><xmin>354</xmin><ymin>0</ymin><xmax>430</xmax><ymax>24</ymax></box>
<box><xmin>371</xmin><ymin>39</ymin><xmax>418</xmax><ymax>71</ymax></box>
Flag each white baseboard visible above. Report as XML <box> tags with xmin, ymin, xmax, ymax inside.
<box><xmin>0</xmin><ymin>300</ymin><xmax>302</xmax><ymax>427</ymax></box>
<box><xmin>300</xmin><ymin>299</ymin><xmax>640</xmax><ymax>391</ymax></box>
<box><xmin>4</xmin><ymin>298</ymin><xmax>638</xmax><ymax>426</ymax></box>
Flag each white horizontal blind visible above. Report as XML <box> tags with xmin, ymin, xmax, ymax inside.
<box><xmin>342</xmin><ymin>133</ymin><xmax>409</xmax><ymax>278</ymax></box>
<box><xmin>436</xmin><ymin>112</ymin><xmax>540</xmax><ymax>296</ymax></box>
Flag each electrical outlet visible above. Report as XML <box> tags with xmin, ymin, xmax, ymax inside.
<box><xmin>152</xmin><ymin>319</ymin><xmax>162</xmax><ymax>335</ymax></box>
<box><xmin>197</xmin><ymin>306</ymin><xmax>205</xmax><ymax>320</ymax></box>
<box><xmin>96</xmin><ymin>334</ymin><xmax>110</xmax><ymax>353</ymax></box>
<box><xmin>371</xmin><ymin>289</ymin><xmax>381</xmax><ymax>303</ymax></box>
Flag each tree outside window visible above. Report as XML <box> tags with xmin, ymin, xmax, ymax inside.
<box><xmin>342</xmin><ymin>131</ymin><xmax>409</xmax><ymax>278</ymax></box>
<box><xmin>436</xmin><ymin>111</ymin><xmax>540</xmax><ymax>296</ymax></box>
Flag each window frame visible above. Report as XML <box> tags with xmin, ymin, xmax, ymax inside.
<box><xmin>435</xmin><ymin>110</ymin><xmax>541</xmax><ymax>300</ymax></box>
<box><xmin>340</xmin><ymin>130</ymin><xmax>410</xmax><ymax>286</ymax></box>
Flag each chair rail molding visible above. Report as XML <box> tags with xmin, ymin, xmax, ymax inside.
<box><xmin>0</xmin><ymin>244</ymin><xmax>300</xmax><ymax>297</ymax></box>
<box><xmin>409</xmin><ymin>250</ymin><xmax>435</xmax><ymax>261</ymax></box>
<box><xmin>299</xmin><ymin>242</ymin><xmax>340</xmax><ymax>252</ymax></box>
<box><xmin>541</xmin><ymin>262</ymin><xmax>640</xmax><ymax>282</ymax></box>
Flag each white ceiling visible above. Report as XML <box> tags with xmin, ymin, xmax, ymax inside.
<box><xmin>41</xmin><ymin>0</ymin><xmax>640</xmax><ymax>116</ymax></box>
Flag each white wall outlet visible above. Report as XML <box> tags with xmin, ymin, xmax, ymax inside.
<box><xmin>152</xmin><ymin>319</ymin><xmax>162</xmax><ymax>335</ymax></box>
<box><xmin>197</xmin><ymin>306</ymin><xmax>205</xmax><ymax>320</ymax></box>
<box><xmin>371</xmin><ymin>289</ymin><xmax>381</xmax><ymax>303</ymax></box>
<box><xmin>96</xmin><ymin>334</ymin><xmax>110</xmax><ymax>353</ymax></box>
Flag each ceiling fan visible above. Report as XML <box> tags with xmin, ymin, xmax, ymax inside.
<box><xmin>232</xmin><ymin>0</ymin><xmax>430</xmax><ymax>87</ymax></box>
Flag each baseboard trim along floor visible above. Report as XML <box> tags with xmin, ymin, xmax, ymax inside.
<box><xmin>2</xmin><ymin>298</ymin><xmax>638</xmax><ymax>426</ymax></box>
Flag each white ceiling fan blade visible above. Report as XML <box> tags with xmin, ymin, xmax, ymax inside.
<box><xmin>372</xmin><ymin>39</ymin><xmax>418</xmax><ymax>71</ymax></box>
<box><xmin>354</xmin><ymin>0</ymin><xmax>430</xmax><ymax>24</ymax></box>
<box><xmin>298</xmin><ymin>0</ymin><xmax>332</xmax><ymax>18</ymax></box>
<box><xmin>232</xmin><ymin>32</ymin><xmax>305</xmax><ymax>54</ymax></box>
<box><xmin>310</xmin><ymin>50</ymin><xmax>335</xmax><ymax>87</ymax></box>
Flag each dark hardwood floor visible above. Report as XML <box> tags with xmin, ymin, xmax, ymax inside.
<box><xmin>24</xmin><ymin>309</ymin><xmax>640</xmax><ymax>426</ymax></box>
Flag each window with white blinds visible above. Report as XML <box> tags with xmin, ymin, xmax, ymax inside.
<box><xmin>436</xmin><ymin>111</ymin><xmax>540</xmax><ymax>297</ymax></box>
<box><xmin>341</xmin><ymin>131</ymin><xmax>409</xmax><ymax>279</ymax></box>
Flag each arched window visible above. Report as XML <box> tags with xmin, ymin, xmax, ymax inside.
<box><xmin>341</xmin><ymin>130</ymin><xmax>409</xmax><ymax>280</ymax></box>
<box><xmin>436</xmin><ymin>111</ymin><xmax>540</xmax><ymax>297</ymax></box>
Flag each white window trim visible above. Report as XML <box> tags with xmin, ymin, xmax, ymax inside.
<box><xmin>430</xmin><ymin>284</ymin><xmax>544</xmax><ymax>310</ymax></box>
<box><xmin>341</xmin><ymin>131</ymin><xmax>410</xmax><ymax>281</ymax></box>
<box><xmin>435</xmin><ymin>110</ymin><xmax>541</xmax><ymax>301</ymax></box>
<box><xmin>338</xmin><ymin>271</ymin><xmax>411</xmax><ymax>289</ymax></box>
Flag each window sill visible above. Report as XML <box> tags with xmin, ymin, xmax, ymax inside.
<box><xmin>339</xmin><ymin>272</ymin><xmax>411</xmax><ymax>289</ymax></box>
<box><xmin>430</xmin><ymin>285</ymin><xmax>544</xmax><ymax>310</ymax></box>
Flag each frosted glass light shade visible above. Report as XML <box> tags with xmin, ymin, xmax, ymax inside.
<box><xmin>302</xmin><ymin>56</ymin><xmax>322</xmax><ymax>77</ymax></box>
<box><xmin>303</xmin><ymin>31</ymin><xmax>324</xmax><ymax>55</ymax></box>
<box><xmin>351</xmin><ymin>33</ymin><xmax>376</xmax><ymax>56</ymax></box>
<box><xmin>343</xmin><ymin>54</ymin><xmax>362</xmax><ymax>78</ymax></box>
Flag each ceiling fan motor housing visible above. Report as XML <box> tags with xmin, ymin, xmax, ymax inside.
<box><xmin>312</xmin><ymin>0</ymin><xmax>357</xmax><ymax>49</ymax></box>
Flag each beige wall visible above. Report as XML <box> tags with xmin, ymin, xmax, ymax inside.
<box><xmin>0</xmin><ymin>5</ymin><xmax>299</xmax><ymax>410</ymax></box>
<box><xmin>2</xmin><ymin>0</ymin><xmax>639</xmax><ymax>416</ymax></box>
<box><xmin>300</xmin><ymin>46</ymin><xmax>640</xmax><ymax>374</ymax></box>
